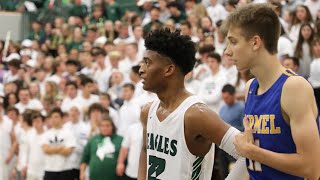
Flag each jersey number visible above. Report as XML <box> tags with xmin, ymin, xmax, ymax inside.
<box><xmin>248</xmin><ymin>139</ymin><xmax>262</xmax><ymax>171</ymax></box>
<box><xmin>148</xmin><ymin>155</ymin><xmax>166</xmax><ymax>180</ymax></box>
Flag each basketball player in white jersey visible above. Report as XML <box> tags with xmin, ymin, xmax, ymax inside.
<box><xmin>138</xmin><ymin>28</ymin><xmax>245</xmax><ymax>180</ymax></box>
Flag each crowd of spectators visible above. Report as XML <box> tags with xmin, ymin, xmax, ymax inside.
<box><xmin>0</xmin><ymin>0</ymin><xmax>320</xmax><ymax>180</ymax></box>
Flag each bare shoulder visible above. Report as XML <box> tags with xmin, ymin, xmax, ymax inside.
<box><xmin>282</xmin><ymin>76</ymin><xmax>314</xmax><ymax>98</ymax></box>
<box><xmin>282</xmin><ymin>76</ymin><xmax>317</xmax><ymax>116</ymax></box>
<box><xmin>185</xmin><ymin>103</ymin><xmax>219</xmax><ymax>122</ymax></box>
<box><xmin>185</xmin><ymin>103</ymin><xmax>229</xmax><ymax>144</ymax></box>
<box><xmin>140</xmin><ymin>102</ymin><xmax>153</xmax><ymax>127</ymax></box>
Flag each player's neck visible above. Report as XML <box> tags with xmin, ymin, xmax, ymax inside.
<box><xmin>157</xmin><ymin>86</ymin><xmax>191</xmax><ymax>110</ymax></box>
<box><xmin>251</xmin><ymin>54</ymin><xmax>285</xmax><ymax>91</ymax></box>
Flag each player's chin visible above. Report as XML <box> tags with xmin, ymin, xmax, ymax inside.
<box><xmin>235</xmin><ymin>65</ymin><xmax>248</xmax><ymax>71</ymax></box>
<box><xmin>142</xmin><ymin>84</ymin><xmax>151</xmax><ymax>91</ymax></box>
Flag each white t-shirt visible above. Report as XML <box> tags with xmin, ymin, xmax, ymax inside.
<box><xmin>118</xmin><ymin>99</ymin><xmax>141</xmax><ymax>136</ymax></box>
<box><xmin>63</xmin><ymin>121</ymin><xmax>90</xmax><ymax>169</ymax></box>
<box><xmin>25</xmin><ymin>128</ymin><xmax>46</xmax><ymax>178</ymax></box>
<box><xmin>277</xmin><ymin>36</ymin><xmax>294</xmax><ymax>59</ymax></box>
<box><xmin>121</xmin><ymin>123</ymin><xmax>143</xmax><ymax>178</ymax></box>
<box><xmin>206</xmin><ymin>3</ymin><xmax>228</xmax><ymax>24</ymax></box>
<box><xmin>221</xmin><ymin>65</ymin><xmax>238</xmax><ymax>86</ymax></box>
<box><xmin>17</xmin><ymin>128</ymin><xmax>32</xmax><ymax>171</ymax></box>
<box><xmin>108</xmin><ymin>107</ymin><xmax>120</xmax><ymax>130</ymax></box>
<box><xmin>192</xmin><ymin>63</ymin><xmax>211</xmax><ymax>81</ymax></box>
<box><xmin>198</xmin><ymin>69</ymin><xmax>228</xmax><ymax>112</ymax></box>
<box><xmin>73</xmin><ymin>94</ymin><xmax>99</xmax><ymax>117</ymax></box>
<box><xmin>15</xmin><ymin>99</ymin><xmax>44</xmax><ymax>114</ymax></box>
<box><xmin>41</xmin><ymin>127</ymin><xmax>76</xmax><ymax>172</ymax></box>
<box><xmin>185</xmin><ymin>79</ymin><xmax>201</xmax><ymax>95</ymax></box>
<box><xmin>308</xmin><ymin>58</ymin><xmax>320</xmax><ymax>88</ymax></box>
<box><xmin>0</xmin><ymin>116</ymin><xmax>13</xmax><ymax>180</ymax></box>
<box><xmin>60</xmin><ymin>96</ymin><xmax>78</xmax><ymax>113</ymax></box>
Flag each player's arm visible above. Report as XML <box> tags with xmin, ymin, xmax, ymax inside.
<box><xmin>138</xmin><ymin>102</ymin><xmax>152</xmax><ymax>180</ymax></box>
<box><xmin>235</xmin><ymin>76</ymin><xmax>320</xmax><ymax>179</ymax></box>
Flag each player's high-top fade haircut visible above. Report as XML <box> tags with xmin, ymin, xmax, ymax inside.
<box><xmin>223</xmin><ymin>3</ymin><xmax>280</xmax><ymax>55</ymax></box>
<box><xmin>145</xmin><ymin>28</ymin><xmax>196</xmax><ymax>75</ymax></box>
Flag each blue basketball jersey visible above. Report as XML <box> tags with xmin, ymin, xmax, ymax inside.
<box><xmin>244</xmin><ymin>69</ymin><xmax>319</xmax><ymax>180</ymax></box>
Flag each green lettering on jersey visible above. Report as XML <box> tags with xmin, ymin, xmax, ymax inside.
<box><xmin>147</xmin><ymin>133</ymin><xmax>178</xmax><ymax>157</ymax></box>
<box><xmin>148</xmin><ymin>155</ymin><xmax>166</xmax><ymax>180</ymax></box>
<box><xmin>156</xmin><ymin>135</ymin><xmax>164</xmax><ymax>152</ymax></box>
<box><xmin>164</xmin><ymin>137</ymin><xmax>170</xmax><ymax>154</ymax></box>
<box><xmin>170</xmin><ymin>140</ymin><xmax>177</xmax><ymax>156</ymax></box>
<box><xmin>149</xmin><ymin>133</ymin><xmax>155</xmax><ymax>150</ymax></box>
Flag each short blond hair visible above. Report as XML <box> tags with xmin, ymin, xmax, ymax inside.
<box><xmin>223</xmin><ymin>3</ymin><xmax>280</xmax><ymax>54</ymax></box>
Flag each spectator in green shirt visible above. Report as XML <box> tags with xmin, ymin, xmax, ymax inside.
<box><xmin>90</xmin><ymin>5</ymin><xmax>106</xmax><ymax>25</ymax></box>
<box><xmin>80</xmin><ymin>115</ymin><xmax>123</xmax><ymax>180</ymax></box>
<box><xmin>69</xmin><ymin>0</ymin><xmax>88</xmax><ymax>19</ymax></box>
<box><xmin>143</xmin><ymin>7</ymin><xmax>163</xmax><ymax>36</ymax></box>
<box><xmin>28</xmin><ymin>20</ymin><xmax>45</xmax><ymax>43</ymax></box>
<box><xmin>105</xmin><ymin>0</ymin><xmax>123</xmax><ymax>23</ymax></box>
<box><xmin>167</xmin><ymin>1</ymin><xmax>187</xmax><ymax>24</ymax></box>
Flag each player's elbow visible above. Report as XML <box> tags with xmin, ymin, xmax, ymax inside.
<box><xmin>302</xmin><ymin>163</ymin><xmax>319</xmax><ymax>180</ymax></box>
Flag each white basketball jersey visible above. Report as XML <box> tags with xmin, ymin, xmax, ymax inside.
<box><xmin>146</xmin><ymin>96</ymin><xmax>215</xmax><ymax>180</ymax></box>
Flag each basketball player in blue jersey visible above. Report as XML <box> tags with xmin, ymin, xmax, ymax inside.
<box><xmin>224</xmin><ymin>3</ymin><xmax>320</xmax><ymax>180</ymax></box>
<box><xmin>137</xmin><ymin>28</ymin><xmax>247</xmax><ymax>180</ymax></box>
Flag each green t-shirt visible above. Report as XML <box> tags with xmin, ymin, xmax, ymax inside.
<box><xmin>82</xmin><ymin>134</ymin><xmax>123</xmax><ymax>180</ymax></box>
<box><xmin>69</xmin><ymin>4</ymin><xmax>88</xmax><ymax>19</ymax></box>
<box><xmin>170</xmin><ymin>12</ymin><xmax>187</xmax><ymax>24</ymax></box>
<box><xmin>28</xmin><ymin>30</ymin><xmax>45</xmax><ymax>42</ymax></box>
<box><xmin>105</xmin><ymin>3</ymin><xmax>123</xmax><ymax>22</ymax></box>
<box><xmin>66</xmin><ymin>40</ymin><xmax>84</xmax><ymax>51</ymax></box>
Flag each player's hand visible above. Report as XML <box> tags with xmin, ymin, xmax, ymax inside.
<box><xmin>234</xmin><ymin>116</ymin><xmax>254</xmax><ymax>158</ymax></box>
<box><xmin>116</xmin><ymin>162</ymin><xmax>125</xmax><ymax>176</ymax></box>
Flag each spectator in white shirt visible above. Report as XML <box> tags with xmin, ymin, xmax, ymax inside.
<box><xmin>116</xmin><ymin>122</ymin><xmax>143</xmax><ymax>180</ymax></box>
<box><xmin>15</xmin><ymin>88</ymin><xmax>44</xmax><ymax>114</ymax></box>
<box><xmin>309</xmin><ymin>38</ymin><xmax>320</xmax><ymax>110</ymax></box>
<box><xmin>180</xmin><ymin>21</ymin><xmax>200</xmax><ymax>43</ymax></box>
<box><xmin>99</xmin><ymin>93</ymin><xmax>120</xmax><ymax>129</ymax></box>
<box><xmin>3</xmin><ymin>59</ymin><xmax>21</xmax><ymax>84</ymax></box>
<box><xmin>74</xmin><ymin>77</ymin><xmax>99</xmax><ymax>119</ymax></box>
<box><xmin>80</xmin><ymin>51</ymin><xmax>95</xmax><ymax>78</ymax></box>
<box><xmin>184</xmin><ymin>71</ymin><xmax>201</xmax><ymax>94</ymax></box>
<box><xmin>132</xmin><ymin>25</ymin><xmax>146</xmax><ymax>60</ymax></box>
<box><xmin>41</xmin><ymin>107</ymin><xmax>76</xmax><ymax>180</ymax></box>
<box><xmin>198</xmin><ymin>52</ymin><xmax>227</xmax><ymax>112</ymax></box>
<box><xmin>221</xmin><ymin>53</ymin><xmax>237</xmax><ymax>86</ymax></box>
<box><xmin>92</xmin><ymin>48</ymin><xmax>109</xmax><ymax>93</ymax></box>
<box><xmin>24</xmin><ymin>111</ymin><xmax>46</xmax><ymax>180</ymax></box>
<box><xmin>130</xmin><ymin>65</ymin><xmax>144</xmax><ymax>99</ymax></box>
<box><xmin>12</xmin><ymin>109</ymin><xmax>33</xmax><ymax>180</ymax></box>
<box><xmin>61</xmin><ymin>81</ymin><xmax>79</xmax><ymax>113</ymax></box>
<box><xmin>193</xmin><ymin>45</ymin><xmax>215</xmax><ymax>81</ymax></box>
<box><xmin>113</xmin><ymin>23</ymin><xmax>134</xmax><ymax>45</ymax></box>
<box><xmin>118</xmin><ymin>83</ymin><xmax>140</xmax><ymax>137</ymax></box>
<box><xmin>304</xmin><ymin>0</ymin><xmax>320</xmax><ymax>20</ymax></box>
<box><xmin>206</xmin><ymin>0</ymin><xmax>228</xmax><ymax>24</ymax></box>
<box><xmin>0</xmin><ymin>98</ymin><xmax>14</xmax><ymax>180</ymax></box>
<box><xmin>64</xmin><ymin>106</ymin><xmax>90</xmax><ymax>180</ymax></box>
<box><xmin>119</xmin><ymin>43</ymin><xmax>141</xmax><ymax>79</ymax></box>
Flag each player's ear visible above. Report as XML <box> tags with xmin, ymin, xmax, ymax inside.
<box><xmin>164</xmin><ymin>64</ymin><xmax>175</xmax><ymax>77</ymax></box>
<box><xmin>252</xmin><ymin>35</ymin><xmax>261</xmax><ymax>51</ymax></box>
